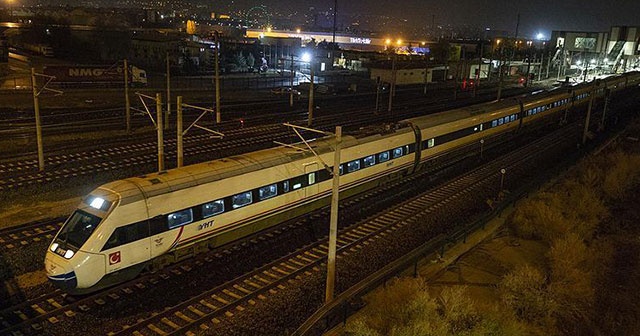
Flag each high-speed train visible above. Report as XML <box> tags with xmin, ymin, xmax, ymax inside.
<box><xmin>45</xmin><ymin>72</ymin><xmax>640</xmax><ymax>294</ymax></box>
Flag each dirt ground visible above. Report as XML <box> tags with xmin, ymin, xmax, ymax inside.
<box><xmin>426</xmin><ymin>229</ymin><xmax>547</xmax><ymax>309</ymax></box>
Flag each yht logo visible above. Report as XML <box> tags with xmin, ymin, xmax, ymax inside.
<box><xmin>109</xmin><ymin>251</ymin><xmax>121</xmax><ymax>265</ymax></box>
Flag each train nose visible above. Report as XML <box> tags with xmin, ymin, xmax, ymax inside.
<box><xmin>44</xmin><ymin>254</ymin><xmax>78</xmax><ymax>291</ymax></box>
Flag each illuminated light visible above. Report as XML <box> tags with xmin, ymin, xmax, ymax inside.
<box><xmin>301</xmin><ymin>52</ymin><xmax>311</xmax><ymax>62</ymax></box>
<box><xmin>90</xmin><ymin>197</ymin><xmax>105</xmax><ymax>209</ymax></box>
<box><xmin>64</xmin><ymin>250</ymin><xmax>75</xmax><ymax>259</ymax></box>
<box><xmin>293</xmin><ymin>183</ymin><xmax>302</xmax><ymax>190</ymax></box>
<box><xmin>396</xmin><ymin>39</ymin><xmax>402</xmax><ymax>45</ymax></box>
<box><xmin>385</xmin><ymin>38</ymin><xmax>391</xmax><ymax>45</ymax></box>
<box><xmin>267</xmin><ymin>27</ymin><xmax>272</xmax><ymax>32</ymax></box>
<box><xmin>536</xmin><ymin>33</ymin><xmax>545</xmax><ymax>40</ymax></box>
<box><xmin>50</xmin><ymin>243</ymin><xmax>59</xmax><ymax>252</ymax></box>
<box><xmin>296</xmin><ymin>28</ymin><xmax>301</xmax><ymax>33</ymax></box>
<box><xmin>259</xmin><ymin>33</ymin><xmax>264</xmax><ymax>38</ymax></box>
<box><xmin>590</xmin><ymin>59</ymin><xmax>596</xmax><ymax>64</ymax></box>
<box><xmin>576</xmin><ymin>60</ymin><xmax>582</xmax><ymax>65</ymax></box>
<box><xmin>421</xmin><ymin>41</ymin><xmax>426</xmax><ymax>45</ymax></box>
<box><xmin>604</xmin><ymin>58</ymin><xmax>609</xmax><ymax>63</ymax></box>
<box><xmin>496</xmin><ymin>39</ymin><xmax>501</xmax><ymax>45</ymax></box>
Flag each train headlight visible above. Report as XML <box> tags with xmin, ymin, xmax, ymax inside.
<box><xmin>64</xmin><ymin>250</ymin><xmax>75</xmax><ymax>259</ymax></box>
<box><xmin>50</xmin><ymin>242</ymin><xmax>59</xmax><ymax>252</ymax></box>
<box><xmin>89</xmin><ymin>197</ymin><xmax>105</xmax><ymax>209</ymax></box>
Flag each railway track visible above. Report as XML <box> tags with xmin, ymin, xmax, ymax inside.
<box><xmin>0</xmin><ymin>112</ymin><xmax>578</xmax><ymax>335</ymax></box>
<box><xmin>0</xmin><ymin>218</ymin><xmax>63</xmax><ymax>249</ymax></box>
<box><xmin>0</xmin><ymin>86</ymin><xmax>533</xmax><ymax>192</ymax></box>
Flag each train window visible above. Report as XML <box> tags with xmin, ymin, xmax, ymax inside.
<box><xmin>492</xmin><ymin>120</ymin><xmax>498</xmax><ymax>127</ymax></box>
<box><xmin>259</xmin><ymin>184</ymin><xmax>278</xmax><ymax>200</ymax></box>
<box><xmin>378</xmin><ymin>151</ymin><xmax>390</xmax><ymax>163</ymax></box>
<box><xmin>168</xmin><ymin>209</ymin><xmax>193</xmax><ymax>229</ymax></box>
<box><xmin>427</xmin><ymin>138</ymin><xmax>435</xmax><ymax>148</ymax></box>
<box><xmin>347</xmin><ymin>160</ymin><xmax>361</xmax><ymax>173</ymax></box>
<box><xmin>103</xmin><ymin>221</ymin><xmax>149</xmax><ymax>250</ymax></box>
<box><xmin>202</xmin><ymin>200</ymin><xmax>224</xmax><ymax>218</ymax></box>
<box><xmin>293</xmin><ymin>183</ymin><xmax>302</xmax><ymax>190</ymax></box>
<box><xmin>339</xmin><ymin>165</ymin><xmax>344</xmax><ymax>175</ymax></box>
<box><xmin>392</xmin><ymin>147</ymin><xmax>403</xmax><ymax>158</ymax></box>
<box><xmin>232</xmin><ymin>192</ymin><xmax>253</xmax><ymax>209</ymax></box>
<box><xmin>57</xmin><ymin>210</ymin><xmax>102</xmax><ymax>249</ymax></box>
<box><xmin>283</xmin><ymin>181</ymin><xmax>290</xmax><ymax>193</ymax></box>
<box><xmin>363</xmin><ymin>155</ymin><xmax>376</xmax><ymax>167</ymax></box>
<box><xmin>510</xmin><ymin>115</ymin><xmax>516</xmax><ymax>122</ymax></box>
<box><xmin>498</xmin><ymin>118</ymin><xmax>504</xmax><ymax>125</ymax></box>
<box><xmin>308</xmin><ymin>173</ymin><xmax>316</xmax><ymax>185</ymax></box>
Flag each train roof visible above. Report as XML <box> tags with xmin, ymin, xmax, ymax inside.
<box><xmin>97</xmin><ymin>127</ymin><xmax>413</xmax><ymax>205</ymax></box>
<box><xmin>401</xmin><ymin>96</ymin><xmax>520</xmax><ymax>127</ymax></box>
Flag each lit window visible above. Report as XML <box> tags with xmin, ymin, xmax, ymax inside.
<box><xmin>283</xmin><ymin>181</ymin><xmax>290</xmax><ymax>192</ymax></box>
<box><xmin>363</xmin><ymin>155</ymin><xmax>376</xmax><ymax>167</ymax></box>
<box><xmin>259</xmin><ymin>184</ymin><xmax>278</xmax><ymax>200</ymax></box>
<box><xmin>232</xmin><ymin>192</ymin><xmax>253</xmax><ymax>209</ymax></box>
<box><xmin>347</xmin><ymin>160</ymin><xmax>361</xmax><ymax>173</ymax></box>
<box><xmin>510</xmin><ymin>115</ymin><xmax>516</xmax><ymax>122</ymax></box>
<box><xmin>492</xmin><ymin>120</ymin><xmax>498</xmax><ymax>127</ymax></box>
<box><xmin>308</xmin><ymin>173</ymin><xmax>315</xmax><ymax>185</ymax></box>
<box><xmin>293</xmin><ymin>183</ymin><xmax>302</xmax><ymax>190</ymax></box>
<box><xmin>202</xmin><ymin>200</ymin><xmax>224</xmax><ymax>218</ymax></box>
<box><xmin>427</xmin><ymin>138</ymin><xmax>435</xmax><ymax>148</ymax></box>
<box><xmin>392</xmin><ymin>147</ymin><xmax>403</xmax><ymax>158</ymax></box>
<box><xmin>378</xmin><ymin>151</ymin><xmax>390</xmax><ymax>163</ymax></box>
<box><xmin>167</xmin><ymin>209</ymin><xmax>193</xmax><ymax>229</ymax></box>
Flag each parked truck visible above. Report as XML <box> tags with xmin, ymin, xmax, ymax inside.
<box><xmin>42</xmin><ymin>64</ymin><xmax>148</xmax><ymax>86</ymax></box>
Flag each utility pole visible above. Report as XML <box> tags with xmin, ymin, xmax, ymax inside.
<box><xmin>582</xmin><ymin>83</ymin><xmax>596</xmax><ymax>145</ymax></box>
<box><xmin>214</xmin><ymin>31</ymin><xmax>221</xmax><ymax>123</ymax></box>
<box><xmin>474</xmin><ymin>41</ymin><xmax>483</xmax><ymax>97</ymax></box>
<box><xmin>165</xmin><ymin>51</ymin><xmax>171</xmax><ymax>129</ymax></box>
<box><xmin>124</xmin><ymin>59</ymin><xmax>131</xmax><ymax>133</ymax></box>
<box><xmin>600</xmin><ymin>88</ymin><xmax>611</xmax><ymax>129</ymax></box>
<box><xmin>31</xmin><ymin>68</ymin><xmax>45</xmax><ymax>171</ymax></box>
<box><xmin>497</xmin><ymin>47</ymin><xmax>504</xmax><ymax>101</ymax></box>
<box><xmin>289</xmin><ymin>53</ymin><xmax>294</xmax><ymax>107</ymax></box>
<box><xmin>388</xmin><ymin>53</ymin><xmax>396</xmax><ymax>112</ymax></box>
<box><xmin>308</xmin><ymin>55</ymin><xmax>315</xmax><ymax>127</ymax></box>
<box><xmin>331</xmin><ymin>0</ymin><xmax>337</xmax><ymax>68</ymax></box>
<box><xmin>177</xmin><ymin>96</ymin><xmax>183</xmax><ymax>167</ymax></box>
<box><xmin>156</xmin><ymin>93</ymin><xmax>165</xmax><ymax>171</ymax></box>
<box><xmin>326</xmin><ymin>125</ymin><xmax>342</xmax><ymax>303</ymax></box>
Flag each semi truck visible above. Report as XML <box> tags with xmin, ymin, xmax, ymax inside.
<box><xmin>42</xmin><ymin>64</ymin><xmax>148</xmax><ymax>86</ymax></box>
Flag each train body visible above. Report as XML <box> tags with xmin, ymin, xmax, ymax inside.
<box><xmin>45</xmin><ymin>72</ymin><xmax>640</xmax><ymax>294</ymax></box>
<box><xmin>42</xmin><ymin>64</ymin><xmax>148</xmax><ymax>86</ymax></box>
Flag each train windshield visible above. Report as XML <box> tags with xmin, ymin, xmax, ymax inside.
<box><xmin>56</xmin><ymin>210</ymin><xmax>102</xmax><ymax>249</ymax></box>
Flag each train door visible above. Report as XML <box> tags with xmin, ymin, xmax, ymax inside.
<box><xmin>305</xmin><ymin>162</ymin><xmax>319</xmax><ymax>197</ymax></box>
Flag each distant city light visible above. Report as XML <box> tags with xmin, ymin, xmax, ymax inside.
<box><xmin>536</xmin><ymin>32</ymin><xmax>545</xmax><ymax>40</ymax></box>
<box><xmin>301</xmin><ymin>52</ymin><xmax>311</xmax><ymax>62</ymax></box>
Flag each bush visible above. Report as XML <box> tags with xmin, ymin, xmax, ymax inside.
<box><xmin>499</xmin><ymin>265</ymin><xmax>556</xmax><ymax>328</ymax></box>
<box><xmin>508</xmin><ymin>193</ymin><xmax>569</xmax><ymax>242</ymax></box>
<box><xmin>601</xmin><ymin>152</ymin><xmax>640</xmax><ymax>200</ymax></box>
<box><xmin>346</xmin><ymin>278</ymin><xmax>527</xmax><ymax>336</ymax></box>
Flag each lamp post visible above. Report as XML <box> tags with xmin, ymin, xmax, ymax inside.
<box><xmin>6</xmin><ymin>0</ymin><xmax>13</xmax><ymax>22</ymax></box>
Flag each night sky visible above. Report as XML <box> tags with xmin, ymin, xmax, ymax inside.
<box><xmin>235</xmin><ymin>0</ymin><xmax>640</xmax><ymax>37</ymax></box>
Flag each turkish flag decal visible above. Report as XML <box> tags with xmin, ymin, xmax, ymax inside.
<box><xmin>109</xmin><ymin>251</ymin><xmax>121</xmax><ymax>265</ymax></box>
